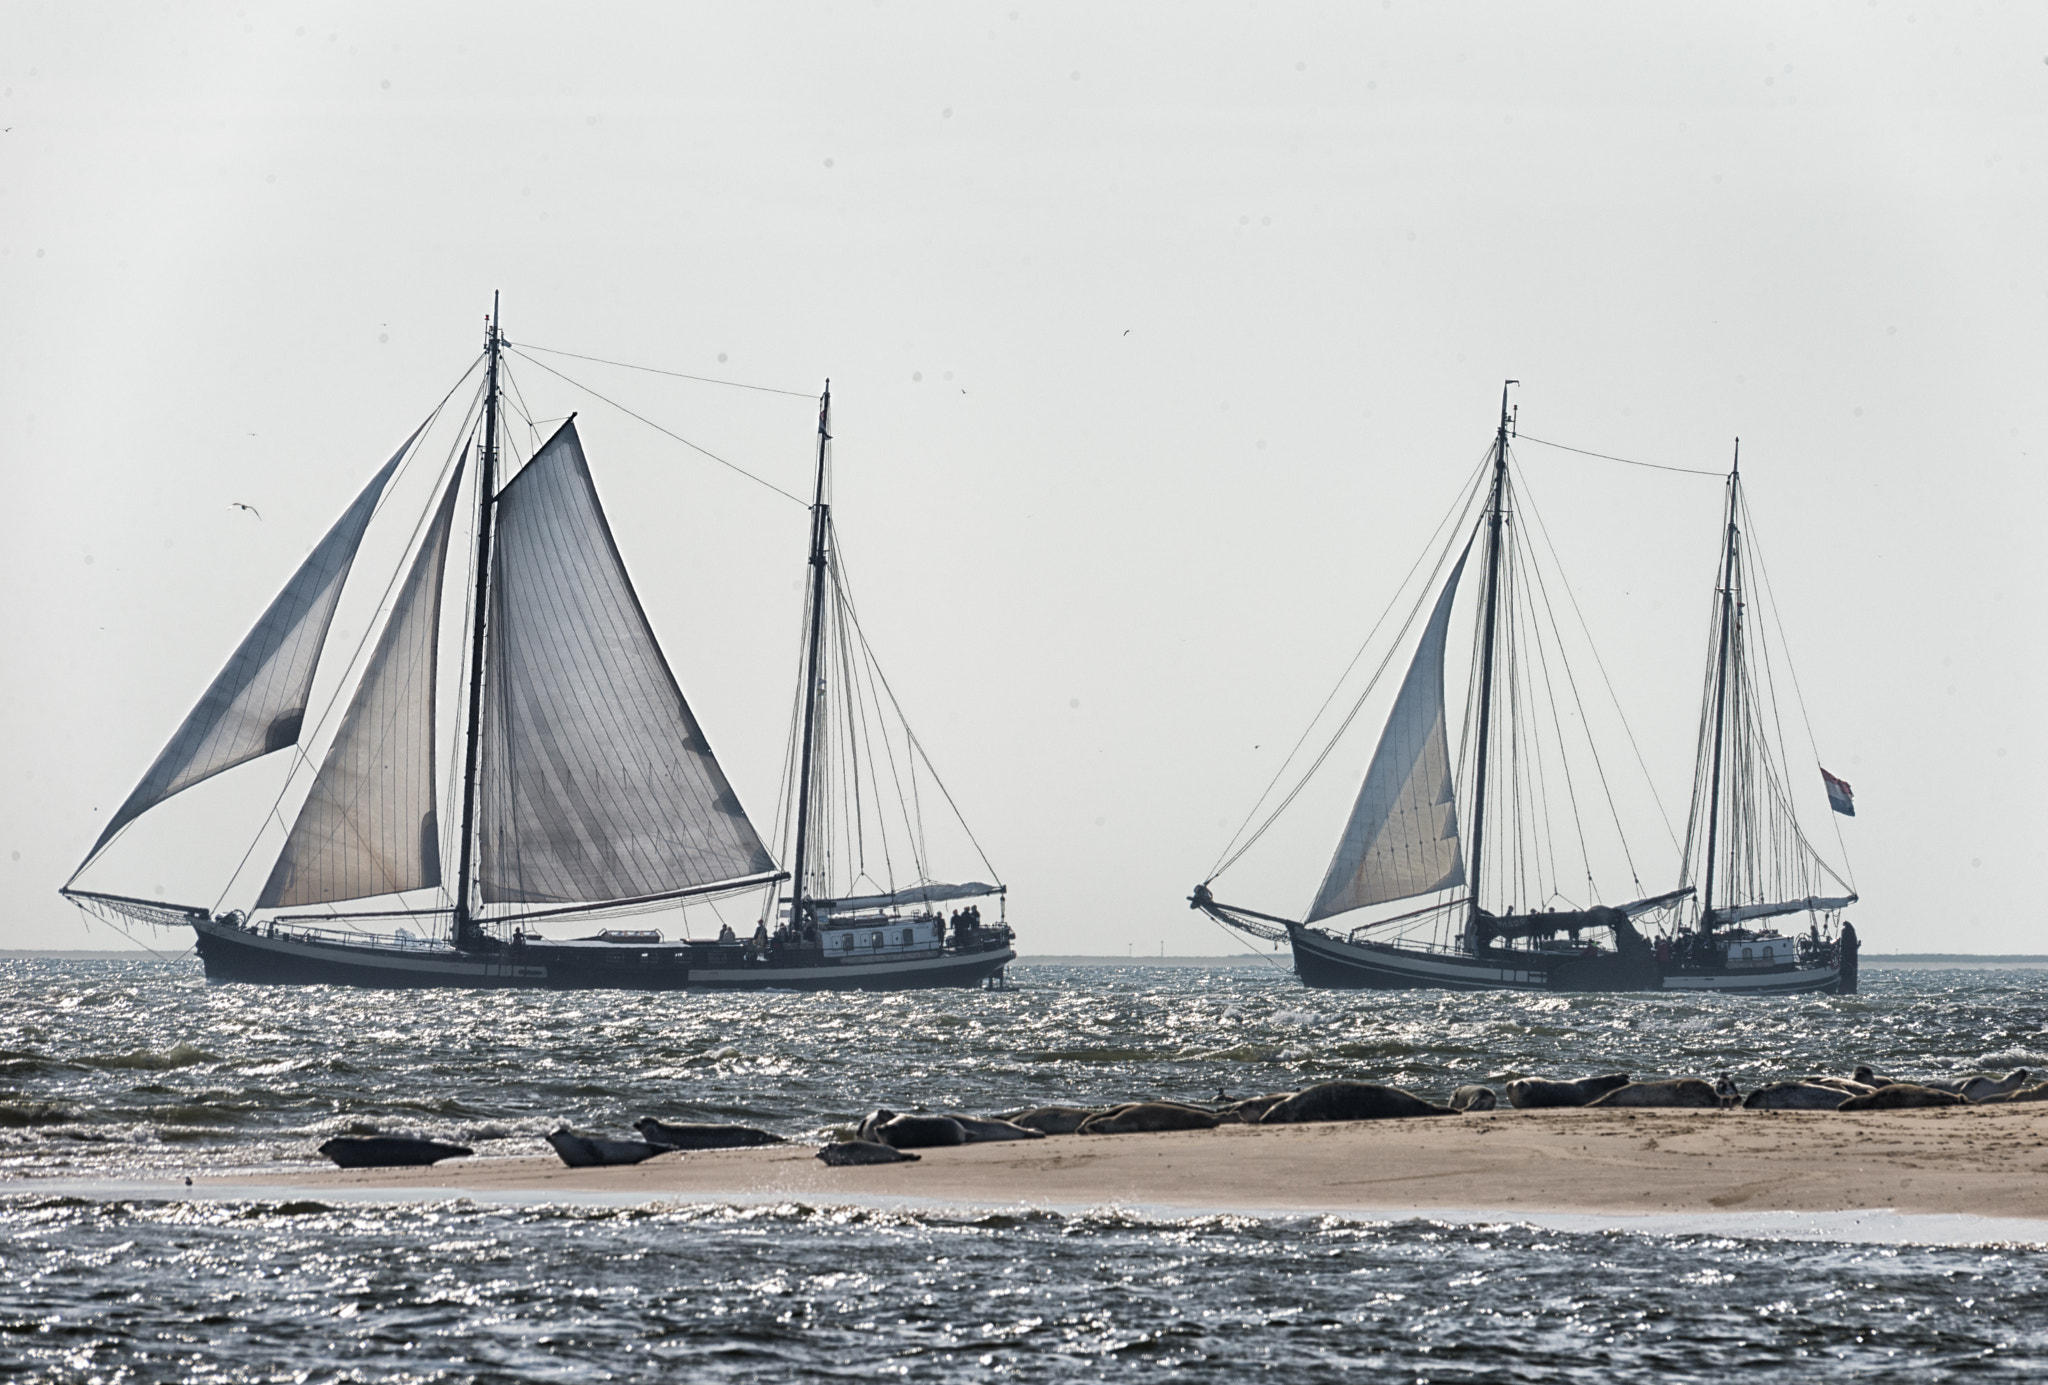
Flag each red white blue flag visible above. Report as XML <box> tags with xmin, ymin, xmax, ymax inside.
<box><xmin>1821</xmin><ymin>768</ymin><xmax>1855</xmax><ymax>817</ymax></box>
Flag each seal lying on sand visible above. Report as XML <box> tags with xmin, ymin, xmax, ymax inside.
<box><xmin>1744</xmin><ymin>1082</ymin><xmax>1856</xmax><ymax>1111</ymax></box>
<box><xmin>1259</xmin><ymin>1082</ymin><xmax>1451</xmax><ymax>1123</ymax></box>
<box><xmin>1837</xmin><ymin>1083</ymin><xmax>1966</xmax><ymax>1111</ymax></box>
<box><xmin>317</xmin><ymin>1136</ymin><xmax>472</xmax><ymax>1169</ymax></box>
<box><xmin>995</xmin><ymin>1106</ymin><xmax>1099</xmax><ymax>1135</ymax></box>
<box><xmin>545</xmin><ymin>1128</ymin><xmax>667</xmax><ymax>1168</ymax></box>
<box><xmin>1799</xmin><ymin>1076</ymin><xmax>1876</xmax><ymax>1097</ymax></box>
<box><xmin>1976</xmin><ymin>1081</ymin><xmax>2048</xmax><ymax>1105</ymax></box>
<box><xmin>633</xmin><ymin>1118</ymin><xmax>784</xmax><ymax>1150</ymax></box>
<box><xmin>817</xmin><ymin>1139</ymin><xmax>921</xmax><ymax>1166</ymax></box>
<box><xmin>1077</xmin><ymin>1103</ymin><xmax>1221</xmax><ymax>1135</ymax></box>
<box><xmin>1448</xmin><ymin>1085</ymin><xmax>1498</xmax><ymax>1112</ymax></box>
<box><xmin>1957</xmin><ymin>1069</ymin><xmax>2031</xmax><ymax>1100</ymax></box>
<box><xmin>1852</xmin><ymin>1066</ymin><xmax>1900</xmax><ymax>1088</ymax></box>
<box><xmin>944</xmin><ymin>1115</ymin><xmax>1044</xmax><ymax>1142</ymax></box>
<box><xmin>1587</xmin><ymin>1079</ymin><xmax>1719</xmax><ymax>1109</ymax></box>
<box><xmin>1219</xmin><ymin>1093</ymin><xmax>1297</xmax><ymax>1122</ymax></box>
<box><xmin>1506</xmin><ymin>1074</ymin><xmax>1631</xmax><ymax>1109</ymax></box>
<box><xmin>858</xmin><ymin>1110</ymin><xmax>968</xmax><ymax>1148</ymax></box>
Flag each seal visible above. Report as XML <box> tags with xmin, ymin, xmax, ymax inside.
<box><xmin>317</xmin><ymin>1135</ymin><xmax>472</xmax><ymax>1169</ymax></box>
<box><xmin>1448</xmin><ymin>1085</ymin><xmax>1498</xmax><ymax>1112</ymax></box>
<box><xmin>1258</xmin><ymin>1081</ymin><xmax>1451</xmax><ymax>1123</ymax></box>
<box><xmin>1077</xmin><ymin>1103</ymin><xmax>1221</xmax><ymax>1135</ymax></box>
<box><xmin>1221</xmin><ymin>1093</ymin><xmax>1297</xmax><ymax>1122</ymax></box>
<box><xmin>1836</xmin><ymin>1083</ymin><xmax>1966</xmax><ymax>1111</ymax></box>
<box><xmin>944</xmin><ymin>1115</ymin><xmax>1044</xmax><ymax>1142</ymax></box>
<box><xmin>544</xmin><ymin>1128</ymin><xmax>667</xmax><ymax>1168</ymax></box>
<box><xmin>1505</xmin><ymin>1074</ymin><xmax>1631</xmax><ymax>1109</ymax></box>
<box><xmin>816</xmin><ymin>1139</ymin><xmax>921</xmax><ymax>1166</ymax></box>
<box><xmin>859</xmin><ymin>1111</ymin><xmax>968</xmax><ymax>1148</ymax></box>
<box><xmin>1586</xmin><ymin>1079</ymin><xmax>1720</xmax><ymax>1108</ymax></box>
<box><xmin>1960</xmin><ymin>1069</ymin><xmax>2031</xmax><ymax>1101</ymax></box>
<box><xmin>1851</xmin><ymin>1066</ymin><xmax>1900</xmax><ymax>1088</ymax></box>
<box><xmin>633</xmin><ymin>1118</ymin><xmax>785</xmax><ymax>1150</ymax></box>
<box><xmin>995</xmin><ymin>1106</ymin><xmax>1100</xmax><ymax>1135</ymax></box>
<box><xmin>1743</xmin><ymin>1082</ymin><xmax>1855</xmax><ymax>1111</ymax></box>
<box><xmin>1799</xmin><ymin>1076</ymin><xmax>1876</xmax><ymax>1097</ymax></box>
<box><xmin>1977</xmin><ymin>1081</ymin><xmax>2048</xmax><ymax>1105</ymax></box>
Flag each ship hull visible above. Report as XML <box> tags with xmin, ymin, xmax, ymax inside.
<box><xmin>190</xmin><ymin>917</ymin><xmax>1014</xmax><ymax>991</ymax></box>
<box><xmin>1287</xmin><ymin>924</ymin><xmax>1855</xmax><ymax>995</ymax></box>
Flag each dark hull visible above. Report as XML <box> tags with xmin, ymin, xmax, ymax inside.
<box><xmin>1288</xmin><ymin>924</ymin><xmax>1855</xmax><ymax>995</ymax></box>
<box><xmin>191</xmin><ymin>918</ymin><xmax>1014</xmax><ymax>991</ymax></box>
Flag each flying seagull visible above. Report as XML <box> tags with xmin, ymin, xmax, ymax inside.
<box><xmin>230</xmin><ymin>502</ymin><xmax>262</xmax><ymax>520</ymax></box>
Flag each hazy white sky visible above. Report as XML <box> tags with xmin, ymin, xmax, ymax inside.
<box><xmin>3</xmin><ymin>2</ymin><xmax>2043</xmax><ymax>955</ymax></box>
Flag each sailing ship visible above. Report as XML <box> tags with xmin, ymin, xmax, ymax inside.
<box><xmin>61</xmin><ymin>305</ymin><xmax>1015</xmax><ymax>990</ymax></box>
<box><xmin>1191</xmin><ymin>386</ymin><xmax>1858</xmax><ymax>994</ymax></box>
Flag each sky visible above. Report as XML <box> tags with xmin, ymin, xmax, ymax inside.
<box><xmin>2</xmin><ymin>2</ymin><xmax>2043</xmax><ymax>956</ymax></box>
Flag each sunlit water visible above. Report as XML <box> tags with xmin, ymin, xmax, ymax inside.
<box><xmin>4</xmin><ymin>959</ymin><xmax>2047</xmax><ymax>1379</ymax></box>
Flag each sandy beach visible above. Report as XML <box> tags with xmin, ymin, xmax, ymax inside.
<box><xmin>138</xmin><ymin>1102</ymin><xmax>2048</xmax><ymax>1222</ymax></box>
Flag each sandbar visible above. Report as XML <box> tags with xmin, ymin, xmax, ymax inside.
<box><xmin>93</xmin><ymin>1102</ymin><xmax>2043</xmax><ymax>1227</ymax></box>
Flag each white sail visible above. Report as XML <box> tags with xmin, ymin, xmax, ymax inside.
<box><xmin>85</xmin><ymin>438</ymin><xmax>413</xmax><ymax>860</ymax></box>
<box><xmin>1307</xmin><ymin>546</ymin><xmax>1471</xmax><ymax>921</ymax></box>
<box><xmin>1719</xmin><ymin>894</ymin><xmax>1857</xmax><ymax>924</ymax></box>
<box><xmin>477</xmin><ymin>421</ymin><xmax>776</xmax><ymax>907</ymax></box>
<box><xmin>256</xmin><ymin>461</ymin><xmax>464</xmax><ymax>909</ymax></box>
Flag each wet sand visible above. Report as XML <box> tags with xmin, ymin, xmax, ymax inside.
<box><xmin>173</xmin><ymin>1102</ymin><xmax>2048</xmax><ymax>1220</ymax></box>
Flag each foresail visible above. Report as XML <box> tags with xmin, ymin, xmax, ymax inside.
<box><xmin>84</xmin><ymin>436</ymin><xmax>415</xmax><ymax>863</ymax></box>
<box><xmin>257</xmin><ymin>460</ymin><xmax>464</xmax><ymax>909</ymax></box>
<box><xmin>477</xmin><ymin>421</ymin><xmax>775</xmax><ymax>906</ymax></box>
<box><xmin>1307</xmin><ymin>545</ymin><xmax>1471</xmax><ymax>922</ymax></box>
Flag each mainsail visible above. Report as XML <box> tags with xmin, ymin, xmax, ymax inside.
<box><xmin>1307</xmin><ymin>545</ymin><xmax>1471</xmax><ymax>921</ymax></box>
<box><xmin>476</xmin><ymin>420</ymin><xmax>775</xmax><ymax>908</ymax></box>
<box><xmin>257</xmin><ymin>460</ymin><xmax>465</xmax><ymax>908</ymax></box>
<box><xmin>84</xmin><ymin>440</ymin><xmax>412</xmax><ymax>860</ymax></box>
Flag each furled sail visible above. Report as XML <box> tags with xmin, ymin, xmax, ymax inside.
<box><xmin>1717</xmin><ymin>894</ymin><xmax>1858</xmax><ymax>925</ymax></box>
<box><xmin>477</xmin><ymin>420</ymin><xmax>776</xmax><ymax>906</ymax></box>
<box><xmin>84</xmin><ymin>437</ymin><xmax>414</xmax><ymax>861</ymax></box>
<box><xmin>257</xmin><ymin>460</ymin><xmax>465</xmax><ymax>908</ymax></box>
<box><xmin>814</xmin><ymin>881</ymin><xmax>1002</xmax><ymax>913</ymax></box>
<box><xmin>1307</xmin><ymin>545</ymin><xmax>1472</xmax><ymax>921</ymax></box>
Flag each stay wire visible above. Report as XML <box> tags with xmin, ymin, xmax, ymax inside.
<box><xmin>506</xmin><ymin>347</ymin><xmax>808</xmax><ymax>507</ymax></box>
<box><xmin>513</xmin><ymin>341</ymin><xmax>819</xmax><ymax>399</ymax></box>
<box><xmin>1516</xmin><ymin>432</ymin><xmax>1727</xmax><ymax>478</ymax></box>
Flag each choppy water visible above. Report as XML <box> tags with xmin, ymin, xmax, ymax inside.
<box><xmin>5</xmin><ymin>959</ymin><xmax>2048</xmax><ymax>1380</ymax></box>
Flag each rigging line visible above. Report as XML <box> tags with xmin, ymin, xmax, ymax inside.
<box><xmin>827</xmin><ymin>556</ymin><xmax>1004</xmax><ymax>884</ymax></box>
<box><xmin>1507</xmin><ymin>452</ymin><xmax>1684</xmax><ymax>860</ymax></box>
<box><xmin>1736</xmin><ymin>489</ymin><xmax>1857</xmax><ymax>892</ymax></box>
<box><xmin>1200</xmin><ymin>908</ymin><xmax>1295</xmax><ymax>971</ymax></box>
<box><xmin>1516</xmin><ymin>432</ymin><xmax>1728</xmax><ymax>478</ymax></box>
<box><xmin>511</xmin><ymin>341</ymin><xmax>819</xmax><ymax>399</ymax></box>
<box><xmin>210</xmin><ymin>380</ymin><xmax>482</xmax><ymax>916</ymax></box>
<box><xmin>1208</xmin><ymin>450</ymin><xmax>1493</xmax><ymax>882</ymax></box>
<box><xmin>505</xmin><ymin>347</ymin><xmax>808</xmax><ymax>507</ymax></box>
<box><xmin>828</xmin><ymin>529</ymin><xmax>919</xmax><ymax>885</ymax></box>
<box><xmin>1511</xmin><ymin>517</ymin><xmax>1595</xmax><ymax>898</ymax></box>
<box><xmin>1508</xmin><ymin>463</ymin><xmax>1642</xmax><ymax>892</ymax></box>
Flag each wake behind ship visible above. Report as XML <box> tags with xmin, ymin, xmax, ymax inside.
<box><xmin>62</xmin><ymin>305</ymin><xmax>1015</xmax><ymax>990</ymax></box>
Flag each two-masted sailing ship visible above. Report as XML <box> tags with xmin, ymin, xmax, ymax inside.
<box><xmin>1192</xmin><ymin>385</ymin><xmax>1859</xmax><ymax>994</ymax></box>
<box><xmin>62</xmin><ymin>307</ymin><xmax>1015</xmax><ymax>990</ymax></box>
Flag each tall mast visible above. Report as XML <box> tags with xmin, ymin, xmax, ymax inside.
<box><xmin>789</xmin><ymin>382</ymin><xmax>832</xmax><ymax>926</ymax></box>
<box><xmin>1699</xmin><ymin>439</ymin><xmax>1741</xmax><ymax>934</ymax></box>
<box><xmin>453</xmin><ymin>293</ymin><xmax>501</xmax><ymax>949</ymax></box>
<box><xmin>1464</xmin><ymin>380</ymin><xmax>1515</xmax><ymax>943</ymax></box>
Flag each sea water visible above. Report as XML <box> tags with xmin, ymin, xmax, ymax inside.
<box><xmin>4</xmin><ymin>958</ymin><xmax>2047</xmax><ymax>1380</ymax></box>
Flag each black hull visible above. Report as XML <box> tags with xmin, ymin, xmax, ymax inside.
<box><xmin>1287</xmin><ymin>925</ymin><xmax>1855</xmax><ymax>996</ymax></box>
<box><xmin>191</xmin><ymin>919</ymin><xmax>1014</xmax><ymax>992</ymax></box>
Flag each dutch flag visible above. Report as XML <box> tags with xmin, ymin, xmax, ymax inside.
<box><xmin>1821</xmin><ymin>768</ymin><xmax>1855</xmax><ymax>817</ymax></box>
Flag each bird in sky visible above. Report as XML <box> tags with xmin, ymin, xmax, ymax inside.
<box><xmin>230</xmin><ymin>502</ymin><xmax>262</xmax><ymax>520</ymax></box>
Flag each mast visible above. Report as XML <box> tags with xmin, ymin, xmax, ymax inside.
<box><xmin>1464</xmin><ymin>380</ymin><xmax>1515</xmax><ymax>945</ymax></box>
<box><xmin>453</xmin><ymin>294</ymin><xmax>501</xmax><ymax>948</ymax></box>
<box><xmin>789</xmin><ymin>382</ymin><xmax>832</xmax><ymax>927</ymax></box>
<box><xmin>1699</xmin><ymin>439</ymin><xmax>1741</xmax><ymax>934</ymax></box>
